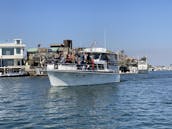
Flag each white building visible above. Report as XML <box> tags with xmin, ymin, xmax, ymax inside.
<box><xmin>0</xmin><ymin>39</ymin><xmax>26</xmax><ymax>75</ymax></box>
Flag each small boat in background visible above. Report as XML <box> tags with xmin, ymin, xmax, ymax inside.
<box><xmin>138</xmin><ymin>57</ymin><xmax>148</xmax><ymax>74</ymax></box>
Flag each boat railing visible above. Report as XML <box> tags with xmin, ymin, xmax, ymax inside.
<box><xmin>53</xmin><ymin>63</ymin><xmax>93</xmax><ymax>71</ymax></box>
<box><xmin>49</xmin><ymin>62</ymin><xmax>119</xmax><ymax>73</ymax></box>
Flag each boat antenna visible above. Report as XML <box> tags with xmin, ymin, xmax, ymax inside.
<box><xmin>104</xmin><ymin>29</ymin><xmax>107</xmax><ymax>49</ymax></box>
<box><xmin>90</xmin><ymin>40</ymin><xmax>96</xmax><ymax>48</ymax></box>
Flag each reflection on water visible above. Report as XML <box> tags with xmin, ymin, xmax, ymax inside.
<box><xmin>46</xmin><ymin>84</ymin><xmax>120</xmax><ymax>128</ymax></box>
<box><xmin>48</xmin><ymin>83</ymin><xmax>119</xmax><ymax>109</ymax></box>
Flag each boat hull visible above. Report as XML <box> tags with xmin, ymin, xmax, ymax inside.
<box><xmin>47</xmin><ymin>70</ymin><xmax>120</xmax><ymax>86</ymax></box>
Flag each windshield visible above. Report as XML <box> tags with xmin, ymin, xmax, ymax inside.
<box><xmin>91</xmin><ymin>53</ymin><xmax>100</xmax><ymax>59</ymax></box>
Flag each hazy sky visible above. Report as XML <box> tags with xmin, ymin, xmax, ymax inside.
<box><xmin>0</xmin><ymin>0</ymin><xmax>172</xmax><ymax>65</ymax></box>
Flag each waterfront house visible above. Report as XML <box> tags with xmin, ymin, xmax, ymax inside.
<box><xmin>0</xmin><ymin>39</ymin><xmax>26</xmax><ymax>76</ymax></box>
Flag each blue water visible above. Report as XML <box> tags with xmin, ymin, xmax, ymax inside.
<box><xmin>0</xmin><ymin>71</ymin><xmax>172</xmax><ymax>129</ymax></box>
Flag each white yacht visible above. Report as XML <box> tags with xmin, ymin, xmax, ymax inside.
<box><xmin>47</xmin><ymin>48</ymin><xmax>120</xmax><ymax>86</ymax></box>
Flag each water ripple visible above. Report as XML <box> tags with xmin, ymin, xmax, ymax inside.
<box><xmin>0</xmin><ymin>72</ymin><xmax>172</xmax><ymax>128</ymax></box>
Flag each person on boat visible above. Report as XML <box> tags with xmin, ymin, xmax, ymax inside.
<box><xmin>65</xmin><ymin>53</ymin><xmax>72</xmax><ymax>63</ymax></box>
<box><xmin>54</xmin><ymin>51</ymin><xmax>61</xmax><ymax>63</ymax></box>
<box><xmin>87</xmin><ymin>53</ymin><xmax>91</xmax><ymax>64</ymax></box>
<box><xmin>79</xmin><ymin>52</ymin><xmax>86</xmax><ymax>65</ymax></box>
<box><xmin>101</xmin><ymin>53</ymin><xmax>109</xmax><ymax>68</ymax></box>
<box><xmin>76</xmin><ymin>54</ymin><xmax>81</xmax><ymax>65</ymax></box>
<box><xmin>75</xmin><ymin>54</ymin><xmax>84</xmax><ymax>70</ymax></box>
<box><xmin>71</xmin><ymin>52</ymin><xmax>76</xmax><ymax>63</ymax></box>
<box><xmin>86</xmin><ymin>54</ymin><xmax>93</xmax><ymax>70</ymax></box>
<box><xmin>83</xmin><ymin>53</ymin><xmax>88</xmax><ymax>64</ymax></box>
<box><xmin>60</xmin><ymin>53</ymin><xmax>65</xmax><ymax>63</ymax></box>
<box><xmin>91</xmin><ymin>56</ymin><xmax>95</xmax><ymax>71</ymax></box>
<box><xmin>78</xmin><ymin>52</ymin><xmax>87</xmax><ymax>70</ymax></box>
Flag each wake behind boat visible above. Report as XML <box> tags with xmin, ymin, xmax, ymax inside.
<box><xmin>47</xmin><ymin>48</ymin><xmax>120</xmax><ymax>86</ymax></box>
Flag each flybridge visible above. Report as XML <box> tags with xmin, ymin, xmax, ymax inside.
<box><xmin>83</xmin><ymin>48</ymin><xmax>107</xmax><ymax>53</ymax></box>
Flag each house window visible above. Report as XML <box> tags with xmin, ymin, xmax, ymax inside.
<box><xmin>16</xmin><ymin>40</ymin><xmax>21</xmax><ymax>44</ymax></box>
<box><xmin>2</xmin><ymin>48</ymin><xmax>14</xmax><ymax>55</ymax></box>
<box><xmin>2</xmin><ymin>59</ymin><xmax>14</xmax><ymax>66</ymax></box>
<box><xmin>16</xmin><ymin>48</ymin><xmax>21</xmax><ymax>54</ymax></box>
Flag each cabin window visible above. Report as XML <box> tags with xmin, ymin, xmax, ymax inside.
<box><xmin>92</xmin><ymin>53</ymin><xmax>100</xmax><ymax>59</ymax></box>
<box><xmin>108</xmin><ymin>54</ymin><xmax>116</xmax><ymax>64</ymax></box>
<box><xmin>98</xmin><ymin>64</ymin><xmax>104</xmax><ymax>70</ymax></box>
<box><xmin>101</xmin><ymin>54</ymin><xmax>108</xmax><ymax>61</ymax></box>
